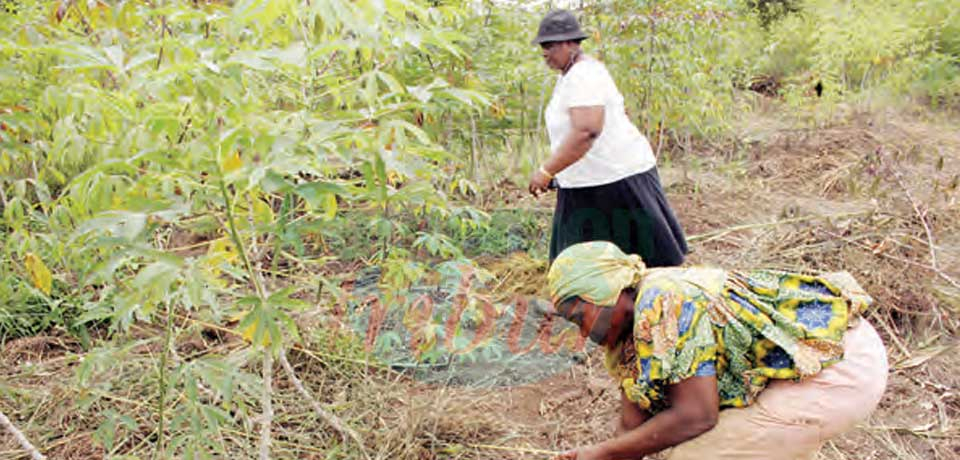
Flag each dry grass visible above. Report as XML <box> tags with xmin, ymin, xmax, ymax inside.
<box><xmin>667</xmin><ymin>110</ymin><xmax>960</xmax><ymax>460</ymax></box>
<box><xmin>2</xmin><ymin>110</ymin><xmax>959</xmax><ymax>459</ymax></box>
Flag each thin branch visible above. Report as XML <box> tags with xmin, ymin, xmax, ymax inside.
<box><xmin>176</xmin><ymin>118</ymin><xmax>192</xmax><ymax>144</ymax></box>
<box><xmin>219</xmin><ymin>181</ymin><xmax>266</xmax><ymax>299</ymax></box>
<box><xmin>155</xmin><ymin>300</ymin><xmax>174</xmax><ymax>460</ymax></box>
<box><xmin>156</xmin><ymin>16</ymin><xmax>166</xmax><ymax>70</ymax></box>
<box><xmin>821</xmin><ymin>230</ymin><xmax>939</xmax><ymax>272</ymax></box>
<box><xmin>867</xmin><ymin>310</ymin><xmax>911</xmax><ymax>360</ymax></box>
<box><xmin>460</xmin><ymin>443</ymin><xmax>560</xmax><ymax>456</ymax></box>
<box><xmin>0</xmin><ymin>408</ymin><xmax>46</xmax><ymax>460</ymax></box>
<box><xmin>219</xmin><ymin>168</ymin><xmax>273</xmax><ymax>460</ymax></box>
<box><xmin>487</xmin><ymin>206</ymin><xmax>554</xmax><ymax>213</ymax></box>
<box><xmin>883</xmin><ymin>151</ymin><xmax>960</xmax><ymax>290</ymax></box>
<box><xmin>887</xmin><ymin>156</ymin><xmax>938</xmax><ymax>268</ymax></box>
<box><xmin>687</xmin><ymin>211</ymin><xmax>872</xmax><ymax>243</ymax></box>
<box><xmin>469</xmin><ymin>114</ymin><xmax>479</xmax><ymax>182</ymax></box>
<box><xmin>278</xmin><ymin>348</ymin><xmax>370</xmax><ymax>460</ymax></box>
<box><xmin>259</xmin><ymin>351</ymin><xmax>273</xmax><ymax>460</ymax></box>
<box><xmin>654</xmin><ymin>117</ymin><xmax>665</xmax><ymax>159</ymax></box>
<box><xmin>535</xmin><ymin>68</ymin><xmax>548</xmax><ymax>169</ymax></box>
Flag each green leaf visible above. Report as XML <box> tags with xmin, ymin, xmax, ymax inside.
<box><xmin>104</xmin><ymin>45</ymin><xmax>125</xmax><ymax>71</ymax></box>
<box><xmin>227</xmin><ymin>51</ymin><xmax>275</xmax><ymax>71</ymax></box>
<box><xmin>363</xmin><ymin>71</ymin><xmax>378</xmax><ymax>109</ymax></box>
<box><xmin>232</xmin><ymin>0</ymin><xmax>284</xmax><ymax>26</ymax></box>
<box><xmin>295</xmin><ymin>181</ymin><xmax>345</xmax><ymax>208</ymax></box>
<box><xmin>375</xmin><ymin>71</ymin><xmax>405</xmax><ymax>96</ymax></box>
<box><xmin>74</xmin><ymin>212</ymin><xmax>148</xmax><ymax>242</ymax></box>
<box><xmin>275</xmin><ymin>310</ymin><xmax>301</xmax><ymax>343</ymax></box>
<box><xmin>439</xmin><ymin>88</ymin><xmax>491</xmax><ymax>109</ymax></box>
<box><xmin>260</xmin><ymin>169</ymin><xmax>293</xmax><ymax>193</ymax></box>
<box><xmin>131</xmin><ymin>260</ymin><xmax>180</xmax><ymax>292</ymax></box>
<box><xmin>266</xmin><ymin>286</ymin><xmax>298</xmax><ymax>306</ymax></box>
<box><xmin>274</xmin><ymin>42</ymin><xmax>307</xmax><ymax>68</ymax></box>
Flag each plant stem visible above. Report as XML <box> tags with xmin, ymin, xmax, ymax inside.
<box><xmin>381</xmin><ymin>201</ymin><xmax>390</xmax><ymax>259</ymax></box>
<box><xmin>0</xmin><ymin>407</ymin><xmax>45</xmax><ymax>460</ymax></box>
<box><xmin>469</xmin><ymin>113</ymin><xmax>479</xmax><ymax>182</ymax></box>
<box><xmin>270</xmin><ymin>193</ymin><xmax>292</xmax><ymax>275</ymax></box>
<box><xmin>219</xmin><ymin>174</ymin><xmax>273</xmax><ymax>459</ymax></box>
<box><xmin>155</xmin><ymin>301</ymin><xmax>173</xmax><ymax>459</ymax></box>
<box><xmin>156</xmin><ymin>16</ymin><xmax>165</xmax><ymax>70</ymax></box>
<box><xmin>249</xmin><ymin>194</ymin><xmax>261</xmax><ymax>253</ymax></box>
<box><xmin>536</xmin><ymin>69</ymin><xmax>548</xmax><ymax>169</ymax></box>
<box><xmin>643</xmin><ymin>1</ymin><xmax>657</xmax><ymax>132</ymax></box>
<box><xmin>519</xmin><ymin>81</ymin><xmax>526</xmax><ymax>172</ymax></box>
<box><xmin>219</xmin><ymin>180</ymin><xmax>266</xmax><ymax>299</ymax></box>
<box><xmin>278</xmin><ymin>348</ymin><xmax>369</xmax><ymax>460</ymax></box>
<box><xmin>259</xmin><ymin>350</ymin><xmax>273</xmax><ymax>460</ymax></box>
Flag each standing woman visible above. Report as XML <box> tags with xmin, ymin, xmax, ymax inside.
<box><xmin>528</xmin><ymin>10</ymin><xmax>687</xmax><ymax>266</ymax></box>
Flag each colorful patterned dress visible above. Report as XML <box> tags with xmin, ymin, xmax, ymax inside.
<box><xmin>606</xmin><ymin>267</ymin><xmax>873</xmax><ymax>413</ymax></box>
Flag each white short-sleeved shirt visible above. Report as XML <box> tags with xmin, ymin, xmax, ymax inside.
<box><xmin>545</xmin><ymin>59</ymin><xmax>656</xmax><ymax>188</ymax></box>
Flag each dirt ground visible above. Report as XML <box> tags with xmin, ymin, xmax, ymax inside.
<box><xmin>437</xmin><ymin>343</ymin><xmax>959</xmax><ymax>459</ymax></box>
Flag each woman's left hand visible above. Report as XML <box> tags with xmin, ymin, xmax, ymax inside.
<box><xmin>528</xmin><ymin>169</ymin><xmax>552</xmax><ymax>197</ymax></box>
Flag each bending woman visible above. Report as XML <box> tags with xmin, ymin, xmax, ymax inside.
<box><xmin>547</xmin><ymin>241</ymin><xmax>888</xmax><ymax>460</ymax></box>
<box><xmin>527</xmin><ymin>10</ymin><xmax>686</xmax><ymax>265</ymax></box>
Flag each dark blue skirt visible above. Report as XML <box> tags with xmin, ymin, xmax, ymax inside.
<box><xmin>549</xmin><ymin>168</ymin><xmax>687</xmax><ymax>266</ymax></box>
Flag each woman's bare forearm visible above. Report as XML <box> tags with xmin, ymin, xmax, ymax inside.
<box><xmin>616</xmin><ymin>391</ymin><xmax>652</xmax><ymax>437</ymax></box>
<box><xmin>596</xmin><ymin>407</ymin><xmax>716</xmax><ymax>460</ymax></box>
<box><xmin>595</xmin><ymin>378</ymin><xmax>719</xmax><ymax>460</ymax></box>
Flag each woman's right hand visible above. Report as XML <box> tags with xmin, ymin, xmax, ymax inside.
<box><xmin>554</xmin><ymin>445</ymin><xmax>605</xmax><ymax>460</ymax></box>
<box><xmin>528</xmin><ymin>168</ymin><xmax>553</xmax><ymax>197</ymax></box>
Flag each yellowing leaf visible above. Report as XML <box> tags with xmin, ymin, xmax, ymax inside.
<box><xmin>222</xmin><ymin>151</ymin><xmax>243</xmax><ymax>173</ymax></box>
<box><xmin>322</xmin><ymin>193</ymin><xmax>338</xmax><ymax>220</ymax></box>
<box><xmin>228</xmin><ymin>310</ymin><xmax>246</xmax><ymax>323</ymax></box>
<box><xmin>24</xmin><ymin>252</ymin><xmax>52</xmax><ymax>294</ymax></box>
<box><xmin>238</xmin><ymin>309</ymin><xmax>272</xmax><ymax>346</ymax></box>
<box><xmin>386</xmin><ymin>170</ymin><xmax>403</xmax><ymax>187</ymax></box>
<box><xmin>0</xmin><ymin>151</ymin><xmax>10</xmax><ymax>174</ymax></box>
<box><xmin>252</xmin><ymin>197</ymin><xmax>274</xmax><ymax>225</ymax></box>
<box><xmin>440</xmin><ymin>443</ymin><xmax>464</xmax><ymax>455</ymax></box>
<box><xmin>202</xmin><ymin>237</ymin><xmax>239</xmax><ymax>282</ymax></box>
<box><xmin>207</xmin><ymin>237</ymin><xmax>239</xmax><ymax>263</ymax></box>
<box><xmin>488</xmin><ymin>102</ymin><xmax>505</xmax><ymax>119</ymax></box>
<box><xmin>240</xmin><ymin>321</ymin><xmax>261</xmax><ymax>344</ymax></box>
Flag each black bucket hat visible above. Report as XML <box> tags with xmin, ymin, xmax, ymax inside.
<box><xmin>531</xmin><ymin>10</ymin><xmax>588</xmax><ymax>45</ymax></box>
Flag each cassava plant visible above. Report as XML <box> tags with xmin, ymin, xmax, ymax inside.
<box><xmin>1</xmin><ymin>0</ymin><xmax>491</xmax><ymax>457</ymax></box>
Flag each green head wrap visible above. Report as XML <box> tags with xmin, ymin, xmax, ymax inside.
<box><xmin>547</xmin><ymin>241</ymin><xmax>647</xmax><ymax>307</ymax></box>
